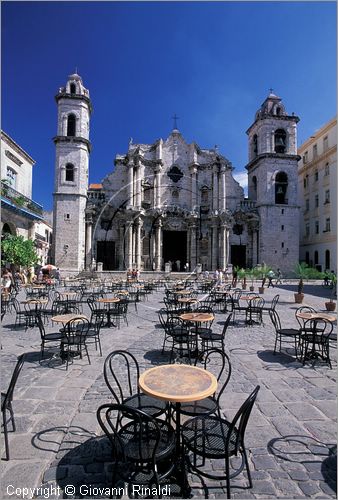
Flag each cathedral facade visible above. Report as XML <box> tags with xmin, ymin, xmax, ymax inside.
<box><xmin>53</xmin><ymin>74</ymin><xmax>300</xmax><ymax>275</ymax></box>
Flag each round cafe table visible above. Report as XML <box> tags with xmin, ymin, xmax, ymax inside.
<box><xmin>97</xmin><ymin>297</ymin><xmax>120</xmax><ymax>327</ymax></box>
<box><xmin>180</xmin><ymin>312</ymin><xmax>215</xmax><ymax>357</ymax></box>
<box><xmin>51</xmin><ymin>313</ymin><xmax>88</xmax><ymax>325</ymax></box>
<box><xmin>296</xmin><ymin>312</ymin><xmax>336</xmax><ymax>323</ymax></box>
<box><xmin>139</xmin><ymin>364</ymin><xmax>217</xmax><ymax>495</ymax></box>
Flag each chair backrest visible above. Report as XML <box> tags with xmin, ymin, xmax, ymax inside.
<box><xmin>196</xmin><ymin>348</ymin><xmax>232</xmax><ymax>403</ymax></box>
<box><xmin>303</xmin><ymin>317</ymin><xmax>333</xmax><ymax>338</ymax></box>
<box><xmin>97</xmin><ymin>403</ymin><xmax>161</xmax><ymax>465</ymax></box>
<box><xmin>64</xmin><ymin>318</ymin><xmax>90</xmax><ymax>344</ymax></box>
<box><xmin>12</xmin><ymin>298</ymin><xmax>22</xmax><ymax>313</ymax></box>
<box><xmin>270</xmin><ymin>294</ymin><xmax>280</xmax><ymax>311</ymax></box>
<box><xmin>249</xmin><ymin>297</ymin><xmax>265</xmax><ymax>309</ymax></box>
<box><xmin>228</xmin><ymin>385</ymin><xmax>260</xmax><ymax>454</ymax></box>
<box><xmin>158</xmin><ymin>308</ymin><xmax>168</xmax><ymax>328</ymax></box>
<box><xmin>231</xmin><ymin>289</ymin><xmax>242</xmax><ymax>304</ymax></box>
<box><xmin>2</xmin><ymin>354</ymin><xmax>25</xmax><ymax>408</ymax></box>
<box><xmin>221</xmin><ymin>313</ymin><xmax>232</xmax><ymax>340</ymax></box>
<box><xmin>103</xmin><ymin>350</ymin><xmax>141</xmax><ymax>404</ymax></box>
<box><xmin>295</xmin><ymin>306</ymin><xmax>316</xmax><ymax>328</ymax></box>
<box><xmin>37</xmin><ymin>315</ymin><xmax>46</xmax><ymax>339</ymax></box>
<box><xmin>269</xmin><ymin>309</ymin><xmax>282</xmax><ymax>332</ymax></box>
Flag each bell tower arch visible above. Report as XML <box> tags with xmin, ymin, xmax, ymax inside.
<box><xmin>246</xmin><ymin>92</ymin><xmax>300</xmax><ymax>274</ymax></box>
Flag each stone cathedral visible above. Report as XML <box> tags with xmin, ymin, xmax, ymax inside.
<box><xmin>53</xmin><ymin>74</ymin><xmax>300</xmax><ymax>275</ymax></box>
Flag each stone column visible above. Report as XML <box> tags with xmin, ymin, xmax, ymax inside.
<box><xmin>212</xmin><ymin>167</ymin><xmax>218</xmax><ymax>211</ymax></box>
<box><xmin>155</xmin><ymin>166</ymin><xmax>162</xmax><ymax>207</ymax></box>
<box><xmin>252</xmin><ymin>230</ymin><xmax>258</xmax><ymax>267</ymax></box>
<box><xmin>155</xmin><ymin>219</ymin><xmax>162</xmax><ymax>271</ymax></box>
<box><xmin>219</xmin><ymin>166</ymin><xmax>226</xmax><ymax>211</ymax></box>
<box><xmin>190</xmin><ymin>166</ymin><xmax>197</xmax><ymax>211</ymax></box>
<box><xmin>85</xmin><ymin>219</ymin><xmax>92</xmax><ymax>269</ymax></box>
<box><xmin>135</xmin><ymin>218</ymin><xmax>142</xmax><ymax>270</ymax></box>
<box><xmin>212</xmin><ymin>222</ymin><xmax>218</xmax><ymax>270</ymax></box>
<box><xmin>136</xmin><ymin>163</ymin><xmax>142</xmax><ymax>208</ymax></box>
<box><xmin>118</xmin><ymin>223</ymin><xmax>125</xmax><ymax>270</ymax></box>
<box><xmin>126</xmin><ymin>222</ymin><xmax>133</xmax><ymax>270</ymax></box>
<box><xmin>127</xmin><ymin>165</ymin><xmax>134</xmax><ymax>206</ymax></box>
<box><xmin>226</xmin><ymin>228</ymin><xmax>230</xmax><ymax>267</ymax></box>
<box><xmin>190</xmin><ymin>223</ymin><xmax>197</xmax><ymax>270</ymax></box>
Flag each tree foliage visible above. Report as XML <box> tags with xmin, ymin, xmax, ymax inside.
<box><xmin>1</xmin><ymin>234</ymin><xmax>40</xmax><ymax>268</ymax></box>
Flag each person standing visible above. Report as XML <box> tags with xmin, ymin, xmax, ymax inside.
<box><xmin>267</xmin><ymin>269</ymin><xmax>275</xmax><ymax>288</ymax></box>
<box><xmin>275</xmin><ymin>268</ymin><xmax>282</xmax><ymax>285</ymax></box>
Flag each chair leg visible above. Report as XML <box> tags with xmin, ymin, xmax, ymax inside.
<box><xmin>2</xmin><ymin>409</ymin><xmax>9</xmax><ymax>460</ymax></box>
<box><xmin>225</xmin><ymin>455</ymin><xmax>231</xmax><ymax>499</ymax></box>
<box><xmin>243</xmin><ymin>447</ymin><xmax>253</xmax><ymax>488</ymax></box>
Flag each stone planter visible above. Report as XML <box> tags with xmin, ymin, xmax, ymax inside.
<box><xmin>242</xmin><ymin>284</ymin><xmax>247</xmax><ymax>290</ymax></box>
<box><xmin>325</xmin><ymin>301</ymin><xmax>336</xmax><ymax>312</ymax></box>
<box><xmin>258</xmin><ymin>287</ymin><xmax>265</xmax><ymax>294</ymax></box>
<box><xmin>249</xmin><ymin>286</ymin><xmax>255</xmax><ymax>292</ymax></box>
<box><xmin>294</xmin><ymin>293</ymin><xmax>304</xmax><ymax>304</ymax></box>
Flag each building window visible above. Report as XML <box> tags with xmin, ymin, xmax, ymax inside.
<box><xmin>325</xmin><ymin>218</ymin><xmax>331</xmax><ymax>232</ymax></box>
<box><xmin>65</xmin><ymin>163</ymin><xmax>75</xmax><ymax>182</ymax></box>
<box><xmin>253</xmin><ymin>134</ymin><xmax>258</xmax><ymax>156</ymax></box>
<box><xmin>325</xmin><ymin>162</ymin><xmax>330</xmax><ymax>176</ymax></box>
<box><xmin>324</xmin><ymin>190</ymin><xmax>330</xmax><ymax>204</ymax></box>
<box><xmin>315</xmin><ymin>194</ymin><xmax>319</xmax><ymax>208</ymax></box>
<box><xmin>64</xmin><ymin>213</ymin><xmax>70</xmax><ymax>221</ymax></box>
<box><xmin>274</xmin><ymin>129</ymin><xmax>287</xmax><ymax>153</ymax></box>
<box><xmin>281</xmin><ymin>225</ymin><xmax>284</xmax><ymax>231</ymax></box>
<box><xmin>315</xmin><ymin>220</ymin><xmax>319</xmax><ymax>234</ymax></box>
<box><xmin>281</xmin><ymin>209</ymin><xmax>284</xmax><ymax>215</ymax></box>
<box><xmin>325</xmin><ymin>250</ymin><xmax>330</xmax><ymax>271</ymax></box>
<box><xmin>313</xmin><ymin>144</ymin><xmax>318</xmax><ymax>158</ymax></box>
<box><xmin>6</xmin><ymin>167</ymin><xmax>17</xmax><ymax>188</ymax></box>
<box><xmin>314</xmin><ymin>250</ymin><xmax>319</xmax><ymax>265</ymax></box>
<box><xmin>303</xmin><ymin>151</ymin><xmax>308</xmax><ymax>164</ymax></box>
<box><xmin>45</xmin><ymin>230</ymin><xmax>49</xmax><ymax>242</ymax></box>
<box><xmin>305</xmin><ymin>251</ymin><xmax>310</xmax><ymax>265</ymax></box>
<box><xmin>67</xmin><ymin>114</ymin><xmax>76</xmax><ymax>137</ymax></box>
<box><xmin>70</xmin><ymin>83</ymin><xmax>76</xmax><ymax>94</ymax></box>
<box><xmin>305</xmin><ymin>223</ymin><xmax>310</xmax><ymax>237</ymax></box>
<box><xmin>323</xmin><ymin>135</ymin><xmax>328</xmax><ymax>151</ymax></box>
<box><xmin>314</xmin><ymin>170</ymin><xmax>318</xmax><ymax>182</ymax></box>
<box><xmin>303</xmin><ymin>178</ymin><xmax>306</xmax><ymax>188</ymax></box>
<box><xmin>305</xmin><ymin>199</ymin><xmax>309</xmax><ymax>211</ymax></box>
<box><xmin>281</xmin><ymin>242</ymin><xmax>284</xmax><ymax>248</ymax></box>
<box><xmin>275</xmin><ymin>171</ymin><xmax>288</xmax><ymax>204</ymax></box>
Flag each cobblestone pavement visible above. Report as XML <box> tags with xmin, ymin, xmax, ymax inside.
<box><xmin>0</xmin><ymin>283</ymin><xmax>336</xmax><ymax>499</ymax></box>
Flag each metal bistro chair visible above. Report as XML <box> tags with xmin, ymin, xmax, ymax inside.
<box><xmin>269</xmin><ymin>309</ymin><xmax>300</xmax><ymax>357</ymax></box>
<box><xmin>103</xmin><ymin>350</ymin><xmax>168</xmax><ymax>421</ymax></box>
<box><xmin>60</xmin><ymin>318</ymin><xmax>91</xmax><ymax>370</ymax></box>
<box><xmin>181</xmin><ymin>385</ymin><xmax>260</xmax><ymax>499</ymax></box>
<box><xmin>165</xmin><ymin>316</ymin><xmax>196</xmax><ymax>364</ymax></box>
<box><xmin>37</xmin><ymin>315</ymin><xmax>65</xmax><ymax>359</ymax></box>
<box><xmin>298</xmin><ymin>318</ymin><xmax>334</xmax><ymax>368</ymax></box>
<box><xmin>199</xmin><ymin>313</ymin><xmax>232</xmax><ymax>353</ymax></box>
<box><xmin>97</xmin><ymin>404</ymin><xmax>175</xmax><ymax>493</ymax></box>
<box><xmin>178</xmin><ymin>349</ymin><xmax>232</xmax><ymax>419</ymax></box>
<box><xmin>246</xmin><ymin>297</ymin><xmax>265</xmax><ymax>326</ymax></box>
<box><xmin>1</xmin><ymin>354</ymin><xmax>25</xmax><ymax>460</ymax></box>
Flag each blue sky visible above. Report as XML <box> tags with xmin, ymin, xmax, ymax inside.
<box><xmin>2</xmin><ymin>1</ymin><xmax>336</xmax><ymax>211</ymax></box>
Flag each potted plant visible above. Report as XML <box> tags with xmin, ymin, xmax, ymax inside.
<box><xmin>325</xmin><ymin>272</ymin><xmax>337</xmax><ymax>311</ymax></box>
<box><xmin>247</xmin><ymin>268</ymin><xmax>258</xmax><ymax>292</ymax></box>
<box><xmin>258</xmin><ymin>264</ymin><xmax>272</xmax><ymax>294</ymax></box>
<box><xmin>293</xmin><ymin>262</ymin><xmax>319</xmax><ymax>304</ymax></box>
<box><xmin>237</xmin><ymin>268</ymin><xmax>247</xmax><ymax>290</ymax></box>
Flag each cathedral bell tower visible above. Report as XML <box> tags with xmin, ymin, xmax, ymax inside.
<box><xmin>246</xmin><ymin>92</ymin><xmax>300</xmax><ymax>274</ymax></box>
<box><xmin>52</xmin><ymin>73</ymin><xmax>92</xmax><ymax>273</ymax></box>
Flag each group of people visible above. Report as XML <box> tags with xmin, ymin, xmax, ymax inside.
<box><xmin>126</xmin><ymin>269</ymin><xmax>140</xmax><ymax>280</ymax></box>
<box><xmin>1</xmin><ymin>266</ymin><xmax>61</xmax><ymax>292</ymax></box>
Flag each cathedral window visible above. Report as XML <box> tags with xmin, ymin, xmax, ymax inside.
<box><xmin>274</xmin><ymin>129</ymin><xmax>287</xmax><ymax>154</ymax></box>
<box><xmin>325</xmin><ymin>250</ymin><xmax>330</xmax><ymax>270</ymax></box>
<box><xmin>67</xmin><ymin>114</ymin><xmax>76</xmax><ymax>136</ymax></box>
<box><xmin>70</xmin><ymin>83</ymin><xmax>76</xmax><ymax>94</ymax></box>
<box><xmin>275</xmin><ymin>171</ymin><xmax>288</xmax><ymax>204</ymax></box>
<box><xmin>201</xmin><ymin>187</ymin><xmax>209</xmax><ymax>204</ymax></box>
<box><xmin>65</xmin><ymin>163</ymin><xmax>75</xmax><ymax>182</ymax></box>
<box><xmin>314</xmin><ymin>170</ymin><xmax>318</xmax><ymax>182</ymax></box>
<box><xmin>276</xmin><ymin>107</ymin><xmax>281</xmax><ymax>116</ymax></box>
<box><xmin>252</xmin><ymin>176</ymin><xmax>257</xmax><ymax>201</ymax></box>
<box><xmin>325</xmin><ymin>162</ymin><xmax>330</xmax><ymax>176</ymax></box>
<box><xmin>253</xmin><ymin>135</ymin><xmax>258</xmax><ymax>156</ymax></box>
<box><xmin>324</xmin><ymin>190</ymin><xmax>330</xmax><ymax>204</ymax></box>
<box><xmin>315</xmin><ymin>220</ymin><xmax>319</xmax><ymax>234</ymax></box>
<box><xmin>323</xmin><ymin>136</ymin><xmax>328</xmax><ymax>152</ymax></box>
<box><xmin>325</xmin><ymin>218</ymin><xmax>331</xmax><ymax>232</ymax></box>
<box><xmin>167</xmin><ymin>165</ymin><xmax>183</xmax><ymax>183</ymax></box>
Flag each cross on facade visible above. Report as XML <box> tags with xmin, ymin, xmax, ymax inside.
<box><xmin>172</xmin><ymin>114</ymin><xmax>179</xmax><ymax>129</ymax></box>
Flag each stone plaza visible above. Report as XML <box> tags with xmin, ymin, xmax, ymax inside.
<box><xmin>0</xmin><ymin>280</ymin><xmax>336</xmax><ymax>499</ymax></box>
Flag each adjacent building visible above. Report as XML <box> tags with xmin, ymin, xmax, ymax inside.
<box><xmin>298</xmin><ymin>117</ymin><xmax>337</xmax><ymax>273</ymax></box>
<box><xmin>53</xmin><ymin>73</ymin><xmax>301</xmax><ymax>275</ymax></box>
<box><xmin>1</xmin><ymin>130</ymin><xmax>52</xmax><ymax>266</ymax></box>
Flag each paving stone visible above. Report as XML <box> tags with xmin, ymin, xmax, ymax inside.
<box><xmin>286</xmin><ymin>402</ymin><xmax>328</xmax><ymax>421</ymax></box>
<box><xmin>298</xmin><ymin>480</ymin><xmax>323</xmax><ymax>496</ymax></box>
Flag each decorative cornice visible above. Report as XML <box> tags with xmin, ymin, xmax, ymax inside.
<box><xmin>55</xmin><ymin>92</ymin><xmax>93</xmax><ymax>114</ymax></box>
<box><xmin>245</xmin><ymin>153</ymin><xmax>301</xmax><ymax>170</ymax></box>
<box><xmin>53</xmin><ymin>135</ymin><xmax>92</xmax><ymax>153</ymax></box>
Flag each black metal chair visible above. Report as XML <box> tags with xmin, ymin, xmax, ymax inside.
<box><xmin>179</xmin><ymin>349</ymin><xmax>232</xmax><ymax>418</ymax></box>
<box><xmin>246</xmin><ymin>297</ymin><xmax>265</xmax><ymax>326</ymax></box>
<box><xmin>37</xmin><ymin>315</ymin><xmax>65</xmax><ymax>359</ymax></box>
<box><xmin>198</xmin><ymin>314</ymin><xmax>232</xmax><ymax>353</ymax></box>
<box><xmin>269</xmin><ymin>310</ymin><xmax>300</xmax><ymax>356</ymax></box>
<box><xmin>103</xmin><ymin>350</ymin><xmax>168</xmax><ymax>420</ymax></box>
<box><xmin>97</xmin><ymin>403</ymin><xmax>175</xmax><ymax>492</ymax></box>
<box><xmin>1</xmin><ymin>354</ymin><xmax>25</xmax><ymax>460</ymax></box>
<box><xmin>298</xmin><ymin>318</ymin><xmax>334</xmax><ymax>368</ymax></box>
<box><xmin>261</xmin><ymin>294</ymin><xmax>280</xmax><ymax>321</ymax></box>
<box><xmin>295</xmin><ymin>306</ymin><xmax>317</xmax><ymax>331</ymax></box>
<box><xmin>165</xmin><ymin>316</ymin><xmax>196</xmax><ymax>364</ymax></box>
<box><xmin>12</xmin><ymin>299</ymin><xmax>29</xmax><ymax>329</ymax></box>
<box><xmin>60</xmin><ymin>318</ymin><xmax>91</xmax><ymax>370</ymax></box>
<box><xmin>181</xmin><ymin>385</ymin><xmax>260</xmax><ymax>499</ymax></box>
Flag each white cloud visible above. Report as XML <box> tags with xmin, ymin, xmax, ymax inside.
<box><xmin>233</xmin><ymin>172</ymin><xmax>248</xmax><ymax>194</ymax></box>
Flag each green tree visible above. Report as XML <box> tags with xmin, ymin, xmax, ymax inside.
<box><xmin>1</xmin><ymin>234</ymin><xmax>40</xmax><ymax>268</ymax></box>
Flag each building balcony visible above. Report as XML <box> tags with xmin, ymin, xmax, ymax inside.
<box><xmin>1</xmin><ymin>181</ymin><xmax>43</xmax><ymax>219</ymax></box>
<box><xmin>239</xmin><ymin>200</ymin><xmax>256</xmax><ymax>211</ymax></box>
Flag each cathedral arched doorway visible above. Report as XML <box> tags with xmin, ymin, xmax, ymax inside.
<box><xmin>162</xmin><ymin>231</ymin><xmax>187</xmax><ymax>271</ymax></box>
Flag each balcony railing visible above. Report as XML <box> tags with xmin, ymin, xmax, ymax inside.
<box><xmin>239</xmin><ymin>200</ymin><xmax>256</xmax><ymax>211</ymax></box>
<box><xmin>1</xmin><ymin>181</ymin><xmax>43</xmax><ymax>217</ymax></box>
